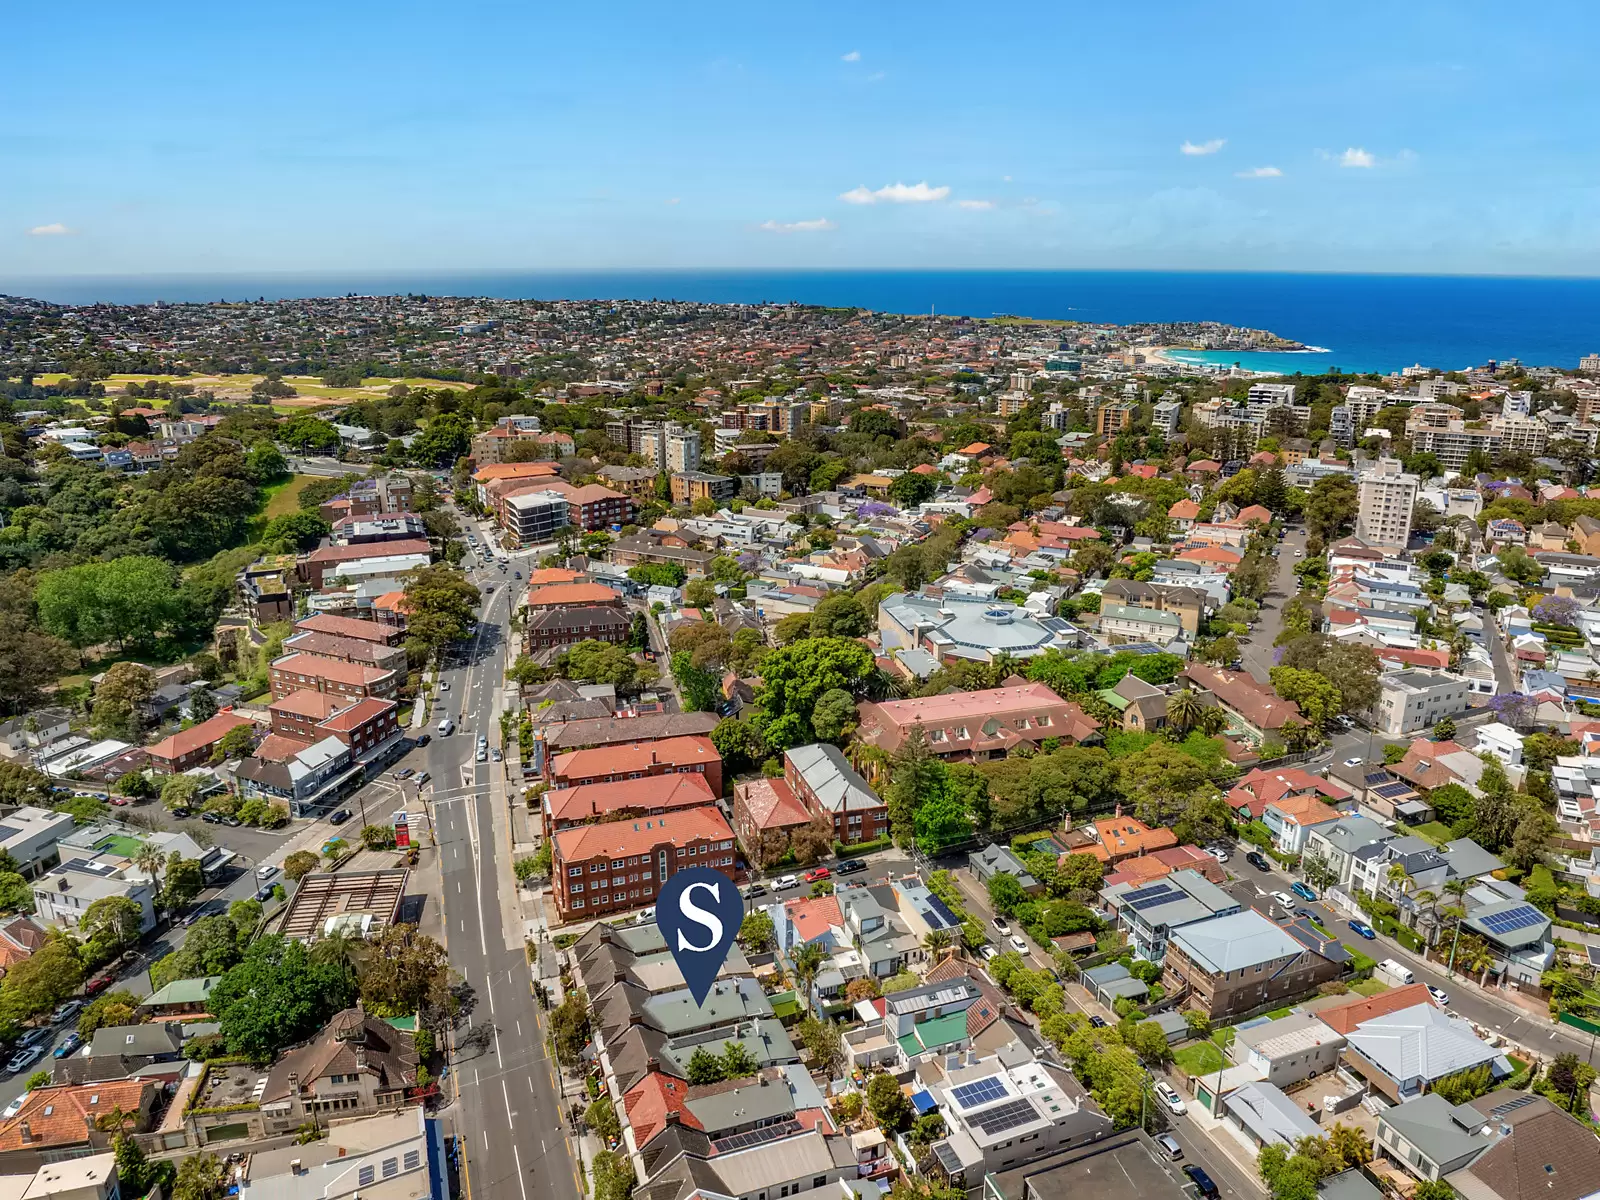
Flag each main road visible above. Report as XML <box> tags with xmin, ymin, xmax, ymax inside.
<box><xmin>430</xmin><ymin>545</ymin><xmax>585</xmax><ymax>1200</ymax></box>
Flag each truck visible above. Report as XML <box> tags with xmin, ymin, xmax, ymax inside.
<box><xmin>1376</xmin><ymin>958</ymin><xmax>1415</xmax><ymax>987</ymax></box>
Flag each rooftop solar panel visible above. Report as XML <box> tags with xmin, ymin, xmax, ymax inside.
<box><xmin>950</xmin><ymin>1076</ymin><xmax>1008</xmax><ymax>1109</ymax></box>
<box><xmin>710</xmin><ymin>1120</ymin><xmax>802</xmax><ymax>1153</ymax></box>
<box><xmin>926</xmin><ymin>895</ymin><xmax>960</xmax><ymax>930</ymax></box>
<box><xmin>971</xmin><ymin>1097</ymin><xmax>1040</xmax><ymax>1136</ymax></box>
<box><xmin>1479</xmin><ymin>905</ymin><xmax>1544</xmax><ymax>935</ymax></box>
<box><xmin>1119</xmin><ymin>884</ymin><xmax>1171</xmax><ymax>907</ymax></box>
<box><xmin>1130</xmin><ymin>888</ymin><xmax>1187</xmax><ymax>912</ymax></box>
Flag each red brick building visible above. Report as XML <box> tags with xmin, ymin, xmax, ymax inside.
<box><xmin>547</xmin><ymin>735</ymin><xmax>723</xmax><ymax>796</ymax></box>
<box><xmin>523</xmin><ymin>582</ymin><xmax>625</xmax><ymax>611</ymax></box>
<box><xmin>564</xmin><ymin>483</ymin><xmax>632</xmax><ymax>532</ymax></box>
<box><xmin>146</xmin><ymin>712</ymin><xmax>257</xmax><ymax>774</ymax></box>
<box><xmin>297</xmin><ymin>539</ymin><xmax>431</xmax><ymax>588</ymax></box>
<box><xmin>522</xmin><ymin>606</ymin><xmax>631</xmax><ymax>655</ymax></box>
<box><xmin>280</xmin><ymin>629</ymin><xmax>408</xmax><ymax>674</ymax></box>
<box><xmin>551</xmin><ymin>805</ymin><xmax>742</xmax><ymax>921</ymax></box>
<box><xmin>731</xmin><ymin>776</ymin><xmax>814</xmax><ymax>863</ymax></box>
<box><xmin>269</xmin><ymin>653</ymin><xmax>398</xmax><ymax>701</ymax></box>
<box><xmin>294</xmin><ymin>613</ymin><xmax>406</xmax><ymax>645</ymax></box>
<box><xmin>543</xmin><ymin>773</ymin><xmax>716</xmax><ymax>831</ymax></box>
<box><xmin>783</xmin><ymin>743</ymin><xmax>889</xmax><ymax>845</ymax></box>
<box><xmin>267</xmin><ymin>691</ymin><xmax>399</xmax><ymax>756</ymax></box>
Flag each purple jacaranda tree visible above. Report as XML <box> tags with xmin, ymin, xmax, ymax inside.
<box><xmin>1533</xmin><ymin>595</ymin><xmax>1580</xmax><ymax>628</ymax></box>
<box><xmin>1488</xmin><ymin>691</ymin><xmax>1537</xmax><ymax>732</ymax></box>
<box><xmin>856</xmin><ymin>501</ymin><xmax>899</xmax><ymax>518</ymax></box>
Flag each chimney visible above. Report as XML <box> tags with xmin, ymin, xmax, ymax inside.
<box><xmin>646</xmin><ymin>1057</ymin><xmax>659</xmax><ymax>1071</ymax></box>
<box><xmin>19</xmin><ymin>1120</ymin><xmax>30</xmax><ymax>1143</ymax></box>
<box><xmin>288</xmin><ymin>1072</ymin><xmax>299</xmax><ymax>1092</ymax></box>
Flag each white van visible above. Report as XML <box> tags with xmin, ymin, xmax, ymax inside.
<box><xmin>1376</xmin><ymin>958</ymin><xmax>1414</xmax><ymax>986</ymax></box>
<box><xmin>437</xmin><ymin>718</ymin><xmax>455</xmax><ymax>736</ymax></box>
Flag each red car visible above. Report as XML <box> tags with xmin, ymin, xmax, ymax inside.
<box><xmin>803</xmin><ymin>867</ymin><xmax>831</xmax><ymax>883</ymax></box>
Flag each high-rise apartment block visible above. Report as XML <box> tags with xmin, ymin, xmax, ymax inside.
<box><xmin>1153</xmin><ymin>399</ymin><xmax>1183</xmax><ymax>438</ymax></box>
<box><xmin>1096</xmin><ymin>402</ymin><xmax>1136</xmax><ymax>437</ymax></box>
<box><xmin>638</xmin><ymin>422</ymin><xmax>701</xmax><ymax>474</ymax></box>
<box><xmin>1355</xmin><ymin>458</ymin><xmax>1420</xmax><ymax>549</ymax></box>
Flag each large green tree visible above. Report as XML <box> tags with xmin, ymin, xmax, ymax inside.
<box><xmin>754</xmin><ymin>636</ymin><xmax>876</xmax><ymax>749</ymax></box>
<box><xmin>401</xmin><ymin>564</ymin><xmax>480</xmax><ymax>656</ymax></box>
<box><xmin>211</xmin><ymin>935</ymin><xmax>357</xmax><ymax>1061</ymax></box>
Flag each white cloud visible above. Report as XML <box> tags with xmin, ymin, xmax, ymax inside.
<box><xmin>27</xmin><ymin>223</ymin><xmax>71</xmax><ymax>236</ymax></box>
<box><xmin>1002</xmin><ymin>175</ymin><xmax>1013</xmax><ymax>182</ymax></box>
<box><xmin>1340</xmin><ymin>147</ymin><xmax>1376</xmax><ymax>168</ymax></box>
<box><xmin>958</xmin><ymin>199</ymin><xmax>996</xmax><ymax>210</ymax></box>
<box><xmin>1235</xmin><ymin>166</ymin><xmax>1282</xmax><ymax>178</ymax></box>
<box><xmin>838</xmin><ymin>181</ymin><xmax>950</xmax><ymax>205</ymax></box>
<box><xmin>758</xmin><ymin>218</ymin><xmax>836</xmax><ymax>233</ymax></box>
<box><xmin>1180</xmin><ymin>139</ymin><xmax>1226</xmax><ymax>156</ymax></box>
<box><xmin>841</xmin><ymin>50</ymin><xmax>860</xmax><ymax>62</ymax></box>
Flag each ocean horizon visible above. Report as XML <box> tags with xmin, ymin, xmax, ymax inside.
<box><xmin>6</xmin><ymin>268</ymin><xmax>1600</xmax><ymax>377</ymax></box>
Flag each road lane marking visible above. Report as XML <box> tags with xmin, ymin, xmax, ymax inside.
<box><xmin>512</xmin><ymin>1143</ymin><xmax>529</xmax><ymax>1200</ymax></box>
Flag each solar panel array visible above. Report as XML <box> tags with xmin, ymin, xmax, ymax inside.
<box><xmin>1479</xmin><ymin>905</ymin><xmax>1544</xmax><ymax>935</ymax></box>
<box><xmin>1488</xmin><ymin>1094</ymin><xmax>1538</xmax><ymax>1118</ymax></box>
<box><xmin>711</xmin><ymin>1120</ymin><xmax>802</xmax><ymax>1154</ymax></box>
<box><xmin>1372</xmin><ymin>782</ymin><xmax>1413</xmax><ymax>798</ymax></box>
<box><xmin>926</xmin><ymin>895</ymin><xmax>961</xmax><ymax>930</ymax></box>
<box><xmin>1127</xmin><ymin>884</ymin><xmax>1185</xmax><ymax>912</ymax></box>
<box><xmin>970</xmin><ymin>1097</ymin><xmax>1040</xmax><ymax>1136</ymax></box>
<box><xmin>932</xmin><ymin>1141</ymin><xmax>965</xmax><ymax>1173</ymax></box>
<box><xmin>1119</xmin><ymin>884</ymin><xmax>1171</xmax><ymax>908</ymax></box>
<box><xmin>950</xmin><ymin>1076</ymin><xmax>1008</xmax><ymax>1109</ymax></box>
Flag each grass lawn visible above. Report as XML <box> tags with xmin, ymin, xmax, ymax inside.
<box><xmin>261</xmin><ymin>474</ymin><xmax>317</xmax><ymax>521</ymax></box>
<box><xmin>1411</xmin><ymin>821</ymin><xmax>1456</xmax><ymax>846</ymax></box>
<box><xmin>1263</xmin><ymin>1006</ymin><xmax>1294</xmax><ymax>1019</ymax></box>
<box><xmin>1351</xmin><ymin>978</ymin><xmax>1391</xmax><ymax>997</ymax></box>
<box><xmin>1174</xmin><ymin>1041</ymin><xmax>1225</xmax><ymax>1076</ymax></box>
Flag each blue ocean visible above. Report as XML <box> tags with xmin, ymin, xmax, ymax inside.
<box><xmin>6</xmin><ymin>268</ymin><xmax>1600</xmax><ymax>376</ymax></box>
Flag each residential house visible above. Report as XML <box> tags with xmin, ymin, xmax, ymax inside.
<box><xmin>969</xmin><ymin>845</ymin><xmax>1042</xmax><ymax>895</ymax></box>
<box><xmin>1377</xmin><ymin>1094</ymin><xmax>1497</xmax><ymax>1181</ymax></box>
<box><xmin>1161</xmin><ymin>908</ymin><xmax>1346</xmax><ymax>1020</ymax></box>
<box><xmin>1084</xmin><ymin>815</ymin><xmax>1177</xmax><ymax>864</ymax></box>
<box><xmin>1377</xmin><ymin>671</ymin><xmax>1473</xmax><ymax>736</ymax></box>
<box><xmin>1235</xmin><ymin>1011</ymin><xmax>1346</xmax><ymax>1088</ymax></box>
<box><xmin>1098</xmin><ymin>602</ymin><xmax>1187</xmax><ymax>646</ymax></box>
<box><xmin>1344</xmin><ymin>1001</ymin><xmax>1510</xmax><ymax>1103</ymax></box>
<box><xmin>0</xmin><ymin>1080</ymin><xmax>157</xmax><ymax>1172</ymax></box>
<box><xmin>1099</xmin><ymin>579</ymin><xmax>1209</xmax><ymax>637</ymax></box>
<box><xmin>0</xmin><ymin>808</ymin><xmax>75</xmax><ymax>878</ymax></box>
<box><xmin>0</xmin><ymin>708</ymin><xmax>73</xmax><ymax>762</ymax></box>
<box><xmin>145</xmin><ymin>712</ymin><xmax>257</xmax><ymax>773</ymax></box>
<box><xmin>1101</xmin><ymin>868</ymin><xmax>1241</xmax><ymax>961</ymax></box>
<box><xmin>927</xmin><ymin>1053</ymin><xmax>1113</xmax><ymax>1178</ymax></box>
<box><xmin>258</xmin><ymin>1004</ymin><xmax>419</xmax><ymax>1129</ymax></box>
<box><xmin>1221</xmin><ymin>1079</ymin><xmax>1325</xmax><ymax>1151</ymax></box>
<box><xmin>1180</xmin><ymin>664</ymin><xmax>1304</xmax><ymax>744</ymax></box>
<box><xmin>1448</xmin><ymin>1090</ymin><xmax>1600</xmax><ymax>1200</ymax></box>
<box><xmin>1303</xmin><ymin>816</ymin><xmax>1395</xmax><ymax>891</ymax></box>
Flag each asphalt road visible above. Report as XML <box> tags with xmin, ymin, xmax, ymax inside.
<box><xmin>431</xmin><ymin>572</ymin><xmax>583</xmax><ymax>1200</ymax></box>
<box><xmin>1237</xmin><ymin>527</ymin><xmax>1306</xmax><ymax>686</ymax></box>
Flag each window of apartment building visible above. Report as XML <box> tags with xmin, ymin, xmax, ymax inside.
<box><xmin>572</xmin><ymin>898</ymin><xmax>585</xmax><ymax>909</ymax></box>
<box><xmin>612</xmin><ymin>860</ymin><xmax>625</xmax><ymax>869</ymax></box>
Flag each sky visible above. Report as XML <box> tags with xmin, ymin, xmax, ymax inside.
<box><xmin>6</xmin><ymin>0</ymin><xmax>1600</xmax><ymax>277</ymax></box>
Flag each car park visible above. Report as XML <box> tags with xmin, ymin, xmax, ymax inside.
<box><xmin>328</xmin><ymin>809</ymin><xmax>352</xmax><ymax>826</ymax></box>
<box><xmin>1245</xmin><ymin>851</ymin><xmax>1270</xmax><ymax>871</ymax></box>
<box><xmin>803</xmin><ymin>867</ymin><xmax>831</xmax><ymax>883</ymax></box>
<box><xmin>1156</xmin><ymin>1134</ymin><xmax>1183</xmax><ymax>1160</ymax></box>
<box><xmin>773</xmin><ymin>875</ymin><xmax>799</xmax><ymax>890</ymax></box>
<box><xmin>1427</xmin><ymin>985</ymin><xmax>1450</xmax><ymax>1005</ymax></box>
<box><xmin>1348</xmin><ymin>919</ymin><xmax>1377</xmax><ymax>940</ymax></box>
<box><xmin>49</xmin><ymin>1000</ymin><xmax>82</xmax><ymax>1025</ymax></box>
<box><xmin>1290</xmin><ymin>881</ymin><xmax>1318</xmax><ymax>901</ymax></box>
<box><xmin>1009</xmin><ymin>934</ymin><xmax>1029</xmax><ymax>953</ymax></box>
<box><xmin>1184</xmin><ymin>1166</ymin><xmax>1219</xmax><ymax>1199</ymax></box>
<box><xmin>1155</xmin><ymin>1081</ymin><xmax>1185</xmax><ymax>1115</ymax></box>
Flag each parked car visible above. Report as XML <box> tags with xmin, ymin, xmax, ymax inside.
<box><xmin>1290</xmin><ymin>881</ymin><xmax>1318</xmax><ymax>902</ymax></box>
<box><xmin>1</xmin><ymin>1095</ymin><xmax>24</xmax><ymax>1118</ymax></box>
<box><xmin>49</xmin><ymin>1000</ymin><xmax>83</xmax><ymax>1025</ymax></box>
<box><xmin>255</xmin><ymin>885</ymin><xmax>275</xmax><ymax>902</ymax></box>
<box><xmin>1184</xmin><ymin>1166</ymin><xmax>1219</xmax><ymax>1199</ymax></box>
<box><xmin>414</xmin><ymin>734</ymin><xmax>431</xmax><ymax>747</ymax></box>
<box><xmin>1088</xmin><ymin>1015</ymin><xmax>1107</xmax><ymax>1028</ymax></box>
<box><xmin>773</xmin><ymin>875</ymin><xmax>800</xmax><ymax>891</ymax></box>
<box><xmin>1347</xmin><ymin>919</ymin><xmax>1377</xmax><ymax>940</ymax></box>
<box><xmin>328</xmin><ymin>809</ymin><xmax>352</xmax><ymax>826</ymax></box>
<box><xmin>416</xmin><ymin>771</ymin><xmax>431</xmax><ymax>785</ymax></box>
<box><xmin>992</xmin><ymin>916</ymin><xmax>1011</xmax><ymax>935</ymax></box>
<box><xmin>1156</xmin><ymin>1134</ymin><xmax>1183</xmax><ymax>1161</ymax></box>
<box><xmin>221</xmin><ymin>815</ymin><xmax>241</xmax><ymax>827</ymax></box>
<box><xmin>396</xmin><ymin>768</ymin><xmax>415</xmax><ymax>780</ymax></box>
<box><xmin>256</xmin><ymin>864</ymin><xmax>280</xmax><ymax>881</ymax></box>
<box><xmin>475</xmin><ymin>746</ymin><xmax>488</xmax><ymax>762</ymax></box>
<box><xmin>491</xmin><ymin>748</ymin><xmax>502</xmax><ymax>762</ymax></box>
<box><xmin>836</xmin><ymin>859</ymin><xmax>868</xmax><ymax>875</ymax></box>
<box><xmin>1271</xmin><ymin>890</ymin><xmax>1297</xmax><ymax>909</ymax></box>
<box><xmin>1205</xmin><ymin>846</ymin><xmax>1229</xmax><ymax>863</ymax></box>
<box><xmin>1245</xmin><ymin>851</ymin><xmax>1270</xmax><ymax>871</ymax></box>
<box><xmin>53</xmin><ymin>1031</ymin><xmax>82</xmax><ymax>1059</ymax></box>
<box><xmin>6</xmin><ymin>1045</ymin><xmax>43</xmax><ymax>1074</ymax></box>
<box><xmin>1296</xmin><ymin>907</ymin><xmax>1317</xmax><ymax>921</ymax></box>
<box><xmin>743</xmin><ymin>884</ymin><xmax>767</xmax><ymax>899</ymax></box>
<box><xmin>803</xmin><ymin>867</ymin><xmax>831</xmax><ymax>883</ymax></box>
<box><xmin>1427</xmin><ymin>985</ymin><xmax>1450</xmax><ymax>1005</ymax></box>
<box><xmin>1155</xmin><ymin>1081</ymin><xmax>1186</xmax><ymax>1115</ymax></box>
<box><xmin>636</xmin><ymin>907</ymin><xmax>656</xmax><ymax>924</ymax></box>
<box><xmin>109</xmin><ymin>796</ymin><xmax>128</xmax><ymax>807</ymax></box>
<box><xmin>980</xmin><ymin>945</ymin><xmax>998</xmax><ymax>962</ymax></box>
<box><xmin>1009</xmin><ymin>934</ymin><xmax>1029</xmax><ymax>954</ymax></box>
<box><xmin>84</xmin><ymin>974</ymin><xmax>115</xmax><ymax>997</ymax></box>
<box><xmin>201</xmin><ymin>811</ymin><xmax>222</xmax><ymax>824</ymax></box>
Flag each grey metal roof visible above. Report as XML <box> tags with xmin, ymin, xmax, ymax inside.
<box><xmin>1169</xmin><ymin>909</ymin><xmax>1307</xmax><ymax>974</ymax></box>
<box><xmin>784</xmin><ymin>743</ymin><xmax>879</xmax><ymax>814</ymax></box>
<box><xmin>1225</xmin><ymin>1080</ymin><xmax>1323</xmax><ymax>1148</ymax></box>
<box><xmin>1441</xmin><ymin>838</ymin><xmax>1505</xmax><ymax>880</ymax></box>
<box><xmin>1347</xmin><ymin>1004</ymin><xmax>1505</xmax><ymax>1083</ymax></box>
<box><xmin>1379</xmin><ymin>1093</ymin><xmax>1490</xmax><ymax>1166</ymax></box>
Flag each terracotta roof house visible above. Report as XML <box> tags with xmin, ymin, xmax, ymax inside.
<box><xmin>0</xmin><ymin>1079</ymin><xmax>157</xmax><ymax>1167</ymax></box>
<box><xmin>1180</xmin><ymin>663</ymin><xmax>1303</xmax><ymax>743</ymax></box>
<box><xmin>1315</xmin><ymin>983</ymin><xmax>1437</xmax><ymax>1034</ymax></box>
<box><xmin>731</xmin><ymin>776</ymin><xmax>814</xmax><ymax>863</ymax></box>
<box><xmin>1087</xmin><ymin>816</ymin><xmax>1177</xmax><ymax>863</ymax></box>
<box><xmin>855</xmin><ymin>682</ymin><xmax>1099</xmax><ymax>761</ymax></box>
<box><xmin>1168</xmin><ymin>499</ymin><xmax>1200</xmax><ymax>529</ymax></box>
<box><xmin>1228</xmin><ymin>768</ymin><xmax>1353</xmax><ymax>854</ymax></box>
<box><xmin>259</xmin><ymin>1004</ymin><xmax>418</xmax><ymax>1128</ymax></box>
<box><xmin>1389</xmin><ymin>739</ymin><xmax>1485</xmax><ymax>793</ymax></box>
<box><xmin>1103</xmin><ymin>845</ymin><xmax>1225</xmax><ymax>887</ymax></box>
<box><xmin>145</xmin><ymin>712</ymin><xmax>256</xmax><ymax>774</ymax></box>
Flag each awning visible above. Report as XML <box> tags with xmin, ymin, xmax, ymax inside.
<box><xmin>911</xmin><ymin>1090</ymin><xmax>937</xmax><ymax>1115</ymax></box>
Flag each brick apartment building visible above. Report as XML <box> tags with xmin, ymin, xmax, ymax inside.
<box><xmin>280</xmin><ymin>629</ymin><xmax>408</xmax><ymax>675</ymax></box>
<box><xmin>855</xmin><ymin>682</ymin><xmax>1100</xmax><ymax>760</ymax></box>
<box><xmin>564</xmin><ymin>483</ymin><xmax>632</xmax><ymax>532</ymax></box>
<box><xmin>319</xmin><ymin>473</ymin><xmax>413</xmax><ymax>521</ymax></box>
<box><xmin>524</xmin><ymin>583</ymin><xmax>625</xmax><ymax>611</ymax></box>
<box><xmin>298</xmin><ymin>539</ymin><xmax>431</xmax><ymax>588</ymax></box>
<box><xmin>783</xmin><ymin>743</ymin><xmax>889</xmax><ymax>845</ymax></box>
<box><xmin>1162</xmin><ymin>909</ymin><xmax>1345</xmax><ymax>1020</ymax></box>
<box><xmin>267</xmin><ymin>691</ymin><xmax>400</xmax><ymax>755</ymax></box>
<box><xmin>543</xmin><ymin>773</ymin><xmax>716</xmax><ymax>831</ymax></box>
<box><xmin>551</xmin><ymin>805</ymin><xmax>742</xmax><ymax>921</ymax></box>
<box><xmin>146</xmin><ymin>712</ymin><xmax>257</xmax><ymax>774</ymax></box>
<box><xmin>670</xmin><ymin>472</ymin><xmax>738</xmax><ymax>506</ymax></box>
<box><xmin>596</xmin><ymin>466</ymin><xmax>659</xmax><ymax>499</ymax></box>
<box><xmin>731</xmin><ymin>776</ymin><xmax>814</xmax><ymax>862</ymax></box>
<box><xmin>523</xmin><ymin>606</ymin><xmax>631</xmax><ymax>655</ymax></box>
<box><xmin>547</xmin><ymin>735</ymin><xmax>723</xmax><ymax>796</ymax></box>
<box><xmin>269</xmin><ymin>653</ymin><xmax>399</xmax><ymax>702</ymax></box>
<box><xmin>293</xmin><ymin>613</ymin><xmax>406</xmax><ymax>645</ymax></box>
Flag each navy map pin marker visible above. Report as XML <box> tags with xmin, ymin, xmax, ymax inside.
<box><xmin>656</xmin><ymin>866</ymin><xmax>745</xmax><ymax>1007</ymax></box>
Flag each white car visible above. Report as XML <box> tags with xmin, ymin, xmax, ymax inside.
<box><xmin>980</xmin><ymin>945</ymin><xmax>999</xmax><ymax>962</ymax></box>
<box><xmin>1272</xmin><ymin>890</ymin><xmax>1298</xmax><ymax>909</ymax></box>
<box><xmin>1009</xmin><ymin>934</ymin><xmax>1029</xmax><ymax>954</ymax></box>
<box><xmin>256</xmin><ymin>864</ymin><xmax>280</xmax><ymax>881</ymax></box>
<box><xmin>0</xmin><ymin>1095</ymin><xmax>23</xmax><ymax>1120</ymax></box>
<box><xmin>992</xmin><ymin>916</ymin><xmax>1011</xmax><ymax>935</ymax></box>
<box><xmin>773</xmin><ymin>875</ymin><xmax>800</xmax><ymax>891</ymax></box>
<box><xmin>1154</xmin><ymin>1081</ymin><xmax>1186</xmax><ymax>1115</ymax></box>
<box><xmin>1427</xmin><ymin>985</ymin><xmax>1450</xmax><ymax>1006</ymax></box>
<box><xmin>1204</xmin><ymin>846</ymin><xmax>1229</xmax><ymax>863</ymax></box>
<box><xmin>1342</xmin><ymin>757</ymin><xmax>1364</xmax><ymax>768</ymax></box>
<box><xmin>636</xmin><ymin>907</ymin><xmax>656</xmax><ymax>924</ymax></box>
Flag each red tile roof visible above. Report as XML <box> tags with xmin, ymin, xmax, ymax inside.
<box><xmin>734</xmin><ymin>778</ymin><xmax>812</xmax><ymax>832</ymax></box>
<box><xmin>295</xmin><ymin>613</ymin><xmax>397</xmax><ymax>643</ymax></box>
<box><xmin>0</xmin><ymin>1080</ymin><xmax>155</xmax><ymax>1150</ymax></box>
<box><xmin>272</xmin><ymin>654</ymin><xmax>394</xmax><ymax>687</ymax></box>
<box><xmin>551</xmin><ymin>735</ymin><xmax>721</xmax><ymax>780</ymax></box>
<box><xmin>545</xmin><ymin>774</ymin><xmax>715</xmax><ymax>824</ymax></box>
<box><xmin>146</xmin><ymin>713</ymin><xmax>255</xmax><ymax>764</ymax></box>
<box><xmin>525</xmin><ymin>582</ymin><xmax>623</xmax><ymax>608</ymax></box>
<box><xmin>785</xmin><ymin>895</ymin><xmax>843</xmax><ymax>943</ymax></box>
<box><xmin>269</xmin><ymin>691</ymin><xmax>347</xmax><ymax>720</ymax></box>
<box><xmin>552</xmin><ymin>805</ymin><xmax>733</xmax><ymax>861</ymax></box>
<box><xmin>1316</xmin><ymin>983</ymin><xmax>1436</xmax><ymax>1034</ymax></box>
<box><xmin>318</xmin><ymin>697</ymin><xmax>396</xmax><ymax>733</ymax></box>
<box><xmin>304</xmin><ymin>539</ymin><xmax>430</xmax><ymax>564</ymax></box>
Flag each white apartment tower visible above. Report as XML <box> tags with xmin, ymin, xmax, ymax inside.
<box><xmin>1355</xmin><ymin>458</ymin><xmax>1420</xmax><ymax>550</ymax></box>
<box><xmin>639</xmin><ymin>422</ymin><xmax>702</xmax><ymax>473</ymax></box>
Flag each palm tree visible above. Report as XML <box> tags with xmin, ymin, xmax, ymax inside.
<box><xmin>1198</xmin><ymin>707</ymin><xmax>1229</xmax><ymax>736</ymax></box>
<box><xmin>1165</xmin><ymin>689</ymin><xmax>1204</xmax><ymax>735</ymax></box>
<box><xmin>923</xmin><ymin>929</ymin><xmax>953</xmax><ymax>961</ymax></box>
<box><xmin>310</xmin><ymin>930</ymin><xmax>368</xmax><ymax>977</ymax></box>
<box><xmin>1326</xmin><ymin>1122</ymin><xmax>1373</xmax><ymax>1170</ymax></box>
<box><xmin>1413</xmin><ymin>889</ymin><xmax>1440</xmax><ymax>945</ymax></box>
<box><xmin>134</xmin><ymin>845</ymin><xmax>167</xmax><ymax>905</ymax></box>
<box><xmin>1386</xmin><ymin>862</ymin><xmax>1412</xmax><ymax>902</ymax></box>
<box><xmin>791</xmin><ymin>943</ymin><xmax>826</xmax><ymax>1012</ymax></box>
